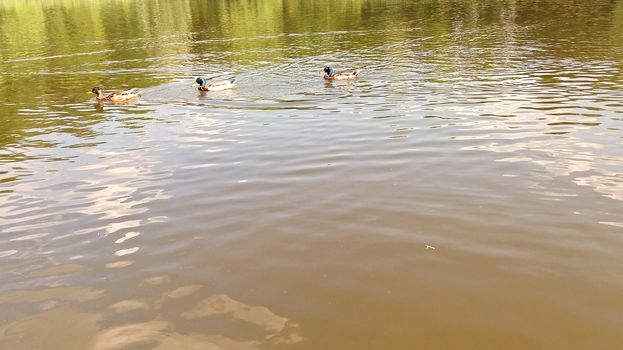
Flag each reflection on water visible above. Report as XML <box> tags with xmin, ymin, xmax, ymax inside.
<box><xmin>0</xmin><ymin>288</ymin><xmax>300</xmax><ymax>350</ymax></box>
<box><xmin>1</xmin><ymin>0</ymin><xmax>623</xmax><ymax>349</ymax></box>
<box><xmin>0</xmin><ymin>307</ymin><xmax>101</xmax><ymax>350</ymax></box>
<box><xmin>0</xmin><ymin>286</ymin><xmax>104</xmax><ymax>304</ymax></box>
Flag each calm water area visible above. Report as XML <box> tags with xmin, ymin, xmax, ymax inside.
<box><xmin>1</xmin><ymin>0</ymin><xmax>623</xmax><ymax>348</ymax></box>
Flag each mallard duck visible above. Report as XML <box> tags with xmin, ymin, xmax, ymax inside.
<box><xmin>323</xmin><ymin>67</ymin><xmax>361</xmax><ymax>80</ymax></box>
<box><xmin>90</xmin><ymin>87</ymin><xmax>141</xmax><ymax>102</ymax></box>
<box><xmin>192</xmin><ymin>77</ymin><xmax>237</xmax><ymax>92</ymax></box>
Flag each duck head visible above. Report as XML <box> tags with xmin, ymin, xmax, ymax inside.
<box><xmin>323</xmin><ymin>67</ymin><xmax>334</xmax><ymax>77</ymax></box>
<box><xmin>91</xmin><ymin>87</ymin><xmax>103</xmax><ymax>98</ymax></box>
<box><xmin>192</xmin><ymin>77</ymin><xmax>206</xmax><ymax>88</ymax></box>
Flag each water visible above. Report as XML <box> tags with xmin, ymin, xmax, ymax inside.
<box><xmin>1</xmin><ymin>0</ymin><xmax>623</xmax><ymax>348</ymax></box>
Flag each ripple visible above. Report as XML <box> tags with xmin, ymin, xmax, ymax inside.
<box><xmin>0</xmin><ymin>250</ymin><xmax>18</xmax><ymax>258</ymax></box>
<box><xmin>9</xmin><ymin>233</ymin><xmax>49</xmax><ymax>241</ymax></box>
<box><xmin>105</xmin><ymin>260</ymin><xmax>134</xmax><ymax>269</ymax></box>
<box><xmin>6</xmin><ymin>49</ymin><xmax>115</xmax><ymax>63</ymax></box>
<box><xmin>140</xmin><ymin>275</ymin><xmax>170</xmax><ymax>286</ymax></box>
<box><xmin>114</xmin><ymin>232</ymin><xmax>140</xmax><ymax>244</ymax></box>
<box><xmin>114</xmin><ymin>247</ymin><xmax>139</xmax><ymax>257</ymax></box>
<box><xmin>0</xmin><ymin>286</ymin><xmax>104</xmax><ymax>304</ymax></box>
<box><xmin>28</xmin><ymin>264</ymin><xmax>83</xmax><ymax>277</ymax></box>
<box><xmin>167</xmin><ymin>285</ymin><xmax>202</xmax><ymax>299</ymax></box>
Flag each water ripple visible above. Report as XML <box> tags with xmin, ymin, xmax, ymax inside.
<box><xmin>1</xmin><ymin>1</ymin><xmax>623</xmax><ymax>348</ymax></box>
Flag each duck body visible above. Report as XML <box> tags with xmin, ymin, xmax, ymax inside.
<box><xmin>193</xmin><ymin>77</ymin><xmax>237</xmax><ymax>92</ymax></box>
<box><xmin>323</xmin><ymin>67</ymin><xmax>361</xmax><ymax>80</ymax></box>
<box><xmin>91</xmin><ymin>87</ymin><xmax>141</xmax><ymax>102</ymax></box>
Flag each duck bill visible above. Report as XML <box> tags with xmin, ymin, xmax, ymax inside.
<box><xmin>191</xmin><ymin>82</ymin><xmax>199</xmax><ymax>87</ymax></box>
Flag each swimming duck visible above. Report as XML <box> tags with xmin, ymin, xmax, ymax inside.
<box><xmin>90</xmin><ymin>87</ymin><xmax>141</xmax><ymax>102</ymax></box>
<box><xmin>192</xmin><ymin>77</ymin><xmax>237</xmax><ymax>92</ymax></box>
<box><xmin>323</xmin><ymin>67</ymin><xmax>361</xmax><ymax>80</ymax></box>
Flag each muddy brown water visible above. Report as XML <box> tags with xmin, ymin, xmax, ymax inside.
<box><xmin>1</xmin><ymin>0</ymin><xmax>622</xmax><ymax>349</ymax></box>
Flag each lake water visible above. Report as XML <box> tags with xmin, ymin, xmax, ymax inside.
<box><xmin>1</xmin><ymin>0</ymin><xmax>622</xmax><ymax>349</ymax></box>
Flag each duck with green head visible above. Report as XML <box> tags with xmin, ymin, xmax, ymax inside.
<box><xmin>192</xmin><ymin>77</ymin><xmax>237</xmax><ymax>92</ymax></box>
<box><xmin>323</xmin><ymin>66</ymin><xmax>361</xmax><ymax>80</ymax></box>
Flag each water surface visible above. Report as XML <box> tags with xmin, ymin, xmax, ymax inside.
<box><xmin>1</xmin><ymin>0</ymin><xmax>623</xmax><ymax>349</ymax></box>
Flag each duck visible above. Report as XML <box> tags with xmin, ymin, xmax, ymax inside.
<box><xmin>323</xmin><ymin>66</ymin><xmax>361</xmax><ymax>80</ymax></box>
<box><xmin>192</xmin><ymin>77</ymin><xmax>237</xmax><ymax>92</ymax></box>
<box><xmin>90</xmin><ymin>87</ymin><xmax>141</xmax><ymax>102</ymax></box>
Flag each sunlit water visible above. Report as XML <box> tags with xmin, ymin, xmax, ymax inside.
<box><xmin>1</xmin><ymin>0</ymin><xmax>623</xmax><ymax>349</ymax></box>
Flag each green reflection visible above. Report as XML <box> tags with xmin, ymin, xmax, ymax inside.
<box><xmin>0</xmin><ymin>0</ymin><xmax>622</xmax><ymax>159</ymax></box>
